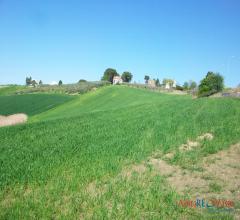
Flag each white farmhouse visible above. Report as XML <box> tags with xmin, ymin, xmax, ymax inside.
<box><xmin>148</xmin><ymin>79</ymin><xmax>156</xmax><ymax>88</ymax></box>
<box><xmin>165</xmin><ymin>82</ymin><xmax>170</xmax><ymax>89</ymax></box>
<box><xmin>113</xmin><ymin>76</ymin><xmax>123</xmax><ymax>85</ymax></box>
<box><xmin>164</xmin><ymin>80</ymin><xmax>176</xmax><ymax>89</ymax></box>
<box><xmin>172</xmin><ymin>80</ymin><xmax>176</xmax><ymax>88</ymax></box>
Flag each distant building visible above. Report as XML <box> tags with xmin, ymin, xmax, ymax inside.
<box><xmin>172</xmin><ymin>80</ymin><xmax>176</xmax><ymax>88</ymax></box>
<box><xmin>113</xmin><ymin>76</ymin><xmax>123</xmax><ymax>85</ymax></box>
<box><xmin>148</xmin><ymin>79</ymin><xmax>156</xmax><ymax>87</ymax></box>
<box><xmin>165</xmin><ymin>82</ymin><xmax>170</xmax><ymax>89</ymax></box>
<box><xmin>164</xmin><ymin>80</ymin><xmax>176</xmax><ymax>89</ymax></box>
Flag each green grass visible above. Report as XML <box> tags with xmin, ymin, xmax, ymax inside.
<box><xmin>209</xmin><ymin>182</ymin><xmax>222</xmax><ymax>193</ymax></box>
<box><xmin>0</xmin><ymin>86</ymin><xmax>239</xmax><ymax>219</ymax></box>
<box><xmin>0</xmin><ymin>94</ymin><xmax>75</xmax><ymax>116</ymax></box>
<box><xmin>31</xmin><ymin>85</ymin><xmax>190</xmax><ymax>121</ymax></box>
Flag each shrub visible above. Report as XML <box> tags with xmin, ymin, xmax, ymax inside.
<box><xmin>198</xmin><ymin>72</ymin><xmax>224</xmax><ymax>97</ymax></box>
<box><xmin>79</xmin><ymin>79</ymin><xmax>87</xmax><ymax>83</ymax></box>
<box><xmin>183</xmin><ymin>82</ymin><xmax>189</xmax><ymax>90</ymax></box>
<box><xmin>176</xmin><ymin>85</ymin><xmax>184</xmax><ymax>91</ymax></box>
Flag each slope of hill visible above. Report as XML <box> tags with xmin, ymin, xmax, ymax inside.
<box><xmin>0</xmin><ymin>86</ymin><xmax>239</xmax><ymax>219</ymax></box>
<box><xmin>0</xmin><ymin>85</ymin><xmax>26</xmax><ymax>96</ymax></box>
<box><xmin>31</xmin><ymin>86</ymin><xmax>190</xmax><ymax>122</ymax></box>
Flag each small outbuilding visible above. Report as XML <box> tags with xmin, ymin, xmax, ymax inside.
<box><xmin>148</xmin><ymin>79</ymin><xmax>156</xmax><ymax>88</ymax></box>
<box><xmin>113</xmin><ymin>76</ymin><xmax>123</xmax><ymax>85</ymax></box>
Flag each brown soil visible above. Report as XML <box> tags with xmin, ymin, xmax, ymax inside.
<box><xmin>150</xmin><ymin>143</ymin><xmax>240</xmax><ymax>200</ymax></box>
<box><xmin>121</xmin><ymin>163</ymin><xmax>147</xmax><ymax>179</ymax></box>
<box><xmin>85</xmin><ymin>137</ymin><xmax>238</xmax><ymax>204</ymax></box>
<box><xmin>149</xmin><ymin>143</ymin><xmax>240</xmax><ymax>218</ymax></box>
<box><xmin>70</xmin><ymin>137</ymin><xmax>240</xmax><ymax>218</ymax></box>
<box><xmin>113</xmin><ymin>141</ymin><xmax>240</xmax><ymax>217</ymax></box>
<box><xmin>202</xmin><ymin>143</ymin><xmax>240</xmax><ymax>200</ymax></box>
<box><xmin>0</xmin><ymin>113</ymin><xmax>28</xmax><ymax>127</ymax></box>
<box><xmin>148</xmin><ymin>158</ymin><xmax>208</xmax><ymax>193</ymax></box>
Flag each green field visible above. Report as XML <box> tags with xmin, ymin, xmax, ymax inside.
<box><xmin>0</xmin><ymin>86</ymin><xmax>239</xmax><ymax>219</ymax></box>
<box><xmin>0</xmin><ymin>94</ymin><xmax>75</xmax><ymax>116</ymax></box>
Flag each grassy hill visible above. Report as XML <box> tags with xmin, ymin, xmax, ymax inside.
<box><xmin>31</xmin><ymin>86</ymin><xmax>190</xmax><ymax>121</ymax></box>
<box><xmin>0</xmin><ymin>86</ymin><xmax>239</xmax><ymax>219</ymax></box>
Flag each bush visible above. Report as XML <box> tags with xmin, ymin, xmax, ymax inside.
<box><xmin>79</xmin><ymin>79</ymin><xmax>87</xmax><ymax>83</ymax></box>
<box><xmin>183</xmin><ymin>82</ymin><xmax>189</xmax><ymax>90</ymax></box>
<box><xmin>198</xmin><ymin>72</ymin><xmax>224</xmax><ymax>97</ymax></box>
<box><xmin>176</xmin><ymin>85</ymin><xmax>184</xmax><ymax>91</ymax></box>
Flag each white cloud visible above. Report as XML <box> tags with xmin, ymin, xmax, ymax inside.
<box><xmin>49</xmin><ymin>81</ymin><xmax>58</xmax><ymax>85</ymax></box>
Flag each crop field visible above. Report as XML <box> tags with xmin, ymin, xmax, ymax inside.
<box><xmin>0</xmin><ymin>94</ymin><xmax>75</xmax><ymax>116</ymax></box>
<box><xmin>0</xmin><ymin>81</ymin><xmax>110</xmax><ymax>96</ymax></box>
<box><xmin>0</xmin><ymin>86</ymin><xmax>240</xmax><ymax>219</ymax></box>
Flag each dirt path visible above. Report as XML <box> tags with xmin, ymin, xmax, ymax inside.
<box><xmin>0</xmin><ymin>113</ymin><xmax>28</xmax><ymax>127</ymax></box>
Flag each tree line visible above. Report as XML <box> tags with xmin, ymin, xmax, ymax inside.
<box><xmin>103</xmin><ymin>68</ymin><xmax>224</xmax><ymax>97</ymax></box>
<box><xmin>25</xmin><ymin>77</ymin><xmax>42</xmax><ymax>87</ymax></box>
<box><xmin>143</xmin><ymin>72</ymin><xmax>224</xmax><ymax>97</ymax></box>
<box><xmin>26</xmin><ymin>70</ymin><xmax>224</xmax><ymax>98</ymax></box>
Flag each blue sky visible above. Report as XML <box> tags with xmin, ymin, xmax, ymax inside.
<box><xmin>0</xmin><ymin>0</ymin><xmax>240</xmax><ymax>86</ymax></box>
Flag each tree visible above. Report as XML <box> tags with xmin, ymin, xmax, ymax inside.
<box><xmin>26</xmin><ymin>76</ymin><xmax>32</xmax><ymax>86</ymax></box>
<box><xmin>163</xmin><ymin>79</ymin><xmax>174</xmax><ymax>87</ymax></box>
<box><xmin>144</xmin><ymin>75</ymin><xmax>150</xmax><ymax>84</ymax></box>
<box><xmin>189</xmin><ymin>81</ymin><xmax>197</xmax><ymax>90</ymax></box>
<box><xmin>176</xmin><ymin>85</ymin><xmax>184</xmax><ymax>91</ymax></box>
<box><xmin>198</xmin><ymin>72</ymin><xmax>224</xmax><ymax>97</ymax></box>
<box><xmin>79</xmin><ymin>79</ymin><xmax>87</xmax><ymax>83</ymax></box>
<box><xmin>156</xmin><ymin>78</ymin><xmax>160</xmax><ymax>87</ymax></box>
<box><xmin>121</xmin><ymin>72</ymin><xmax>133</xmax><ymax>83</ymax></box>
<box><xmin>31</xmin><ymin>80</ymin><xmax>37</xmax><ymax>87</ymax></box>
<box><xmin>183</xmin><ymin>82</ymin><xmax>189</xmax><ymax>90</ymax></box>
<box><xmin>58</xmin><ymin>80</ymin><xmax>63</xmax><ymax>86</ymax></box>
<box><xmin>39</xmin><ymin>80</ymin><xmax>43</xmax><ymax>85</ymax></box>
<box><xmin>101</xmin><ymin>68</ymin><xmax>119</xmax><ymax>83</ymax></box>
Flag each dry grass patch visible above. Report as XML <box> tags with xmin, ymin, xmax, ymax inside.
<box><xmin>147</xmin><ymin>142</ymin><xmax>240</xmax><ymax>217</ymax></box>
<box><xmin>149</xmin><ymin>143</ymin><xmax>240</xmax><ymax>199</ymax></box>
<box><xmin>120</xmin><ymin>163</ymin><xmax>147</xmax><ymax>179</ymax></box>
<box><xmin>179</xmin><ymin>132</ymin><xmax>214</xmax><ymax>152</ymax></box>
<box><xmin>0</xmin><ymin>113</ymin><xmax>28</xmax><ymax>127</ymax></box>
<box><xmin>201</xmin><ymin>143</ymin><xmax>240</xmax><ymax>201</ymax></box>
<box><xmin>148</xmin><ymin>158</ymin><xmax>208</xmax><ymax>193</ymax></box>
<box><xmin>197</xmin><ymin>133</ymin><xmax>214</xmax><ymax>141</ymax></box>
